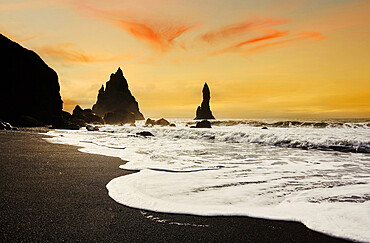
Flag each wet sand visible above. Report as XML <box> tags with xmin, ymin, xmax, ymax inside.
<box><xmin>0</xmin><ymin>130</ymin><xmax>350</xmax><ymax>242</ymax></box>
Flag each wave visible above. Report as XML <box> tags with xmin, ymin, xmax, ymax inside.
<box><xmin>104</xmin><ymin>124</ymin><xmax>370</xmax><ymax>154</ymax></box>
<box><xmin>186</xmin><ymin>119</ymin><xmax>370</xmax><ymax>129</ymax></box>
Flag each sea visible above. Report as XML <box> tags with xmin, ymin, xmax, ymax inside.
<box><xmin>44</xmin><ymin>118</ymin><xmax>370</xmax><ymax>242</ymax></box>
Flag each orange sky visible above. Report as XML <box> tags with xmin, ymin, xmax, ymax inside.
<box><xmin>1</xmin><ymin>0</ymin><xmax>369</xmax><ymax>118</ymax></box>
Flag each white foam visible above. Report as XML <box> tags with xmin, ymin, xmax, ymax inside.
<box><xmin>43</xmin><ymin>120</ymin><xmax>370</xmax><ymax>242</ymax></box>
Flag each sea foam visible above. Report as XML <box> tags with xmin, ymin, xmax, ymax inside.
<box><xmin>44</xmin><ymin>119</ymin><xmax>370</xmax><ymax>242</ymax></box>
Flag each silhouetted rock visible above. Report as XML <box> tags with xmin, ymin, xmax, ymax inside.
<box><xmin>145</xmin><ymin>118</ymin><xmax>155</xmax><ymax>126</ymax></box>
<box><xmin>52</xmin><ymin>119</ymin><xmax>82</xmax><ymax>130</ymax></box>
<box><xmin>145</xmin><ymin>118</ymin><xmax>171</xmax><ymax>126</ymax></box>
<box><xmin>72</xmin><ymin>105</ymin><xmax>84</xmax><ymax>117</ymax></box>
<box><xmin>72</xmin><ymin>105</ymin><xmax>104</xmax><ymax>125</ymax></box>
<box><xmin>195</xmin><ymin>83</ymin><xmax>215</xmax><ymax>120</ymax></box>
<box><xmin>17</xmin><ymin>115</ymin><xmax>45</xmax><ymax>127</ymax></box>
<box><xmin>156</xmin><ymin>118</ymin><xmax>170</xmax><ymax>126</ymax></box>
<box><xmin>262</xmin><ymin>127</ymin><xmax>268</xmax><ymax>129</ymax></box>
<box><xmin>92</xmin><ymin>68</ymin><xmax>144</xmax><ymax>121</ymax></box>
<box><xmin>0</xmin><ymin>34</ymin><xmax>63</xmax><ymax>126</ymax></box>
<box><xmin>195</xmin><ymin>120</ymin><xmax>212</xmax><ymax>128</ymax></box>
<box><xmin>61</xmin><ymin>111</ymin><xmax>72</xmax><ymax>120</ymax></box>
<box><xmin>86</xmin><ymin>124</ymin><xmax>99</xmax><ymax>131</ymax></box>
<box><xmin>84</xmin><ymin>113</ymin><xmax>104</xmax><ymax>124</ymax></box>
<box><xmin>170</xmin><ymin>123</ymin><xmax>176</xmax><ymax>127</ymax></box>
<box><xmin>52</xmin><ymin>110</ymin><xmax>86</xmax><ymax>129</ymax></box>
<box><xmin>136</xmin><ymin>131</ymin><xmax>154</xmax><ymax>137</ymax></box>
<box><xmin>104</xmin><ymin>112</ymin><xmax>135</xmax><ymax>125</ymax></box>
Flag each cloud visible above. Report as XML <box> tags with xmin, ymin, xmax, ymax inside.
<box><xmin>201</xmin><ymin>17</ymin><xmax>289</xmax><ymax>43</ymax></box>
<box><xmin>65</xmin><ymin>2</ymin><xmax>325</xmax><ymax>56</ymax></box>
<box><xmin>72</xmin><ymin>3</ymin><xmax>196</xmax><ymax>52</ymax></box>
<box><xmin>210</xmin><ymin>29</ymin><xmax>288</xmax><ymax>55</ymax></box>
<box><xmin>39</xmin><ymin>43</ymin><xmax>133</xmax><ymax>63</ymax></box>
<box><xmin>111</xmin><ymin>18</ymin><xmax>194</xmax><ymax>51</ymax></box>
<box><xmin>244</xmin><ymin>32</ymin><xmax>326</xmax><ymax>54</ymax></box>
<box><xmin>209</xmin><ymin>23</ymin><xmax>326</xmax><ymax>56</ymax></box>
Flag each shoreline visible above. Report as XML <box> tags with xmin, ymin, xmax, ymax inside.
<box><xmin>0</xmin><ymin>130</ymin><xmax>350</xmax><ymax>242</ymax></box>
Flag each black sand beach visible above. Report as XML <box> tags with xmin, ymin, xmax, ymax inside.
<box><xmin>0</xmin><ymin>130</ymin><xmax>350</xmax><ymax>242</ymax></box>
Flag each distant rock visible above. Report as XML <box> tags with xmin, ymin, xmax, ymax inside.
<box><xmin>104</xmin><ymin>112</ymin><xmax>135</xmax><ymax>125</ymax></box>
<box><xmin>145</xmin><ymin>118</ymin><xmax>155</xmax><ymax>126</ymax></box>
<box><xmin>72</xmin><ymin>105</ymin><xmax>103</xmax><ymax>124</ymax></box>
<box><xmin>262</xmin><ymin>127</ymin><xmax>268</xmax><ymax>129</ymax></box>
<box><xmin>136</xmin><ymin>131</ymin><xmax>154</xmax><ymax>137</ymax></box>
<box><xmin>194</xmin><ymin>120</ymin><xmax>212</xmax><ymax>128</ymax></box>
<box><xmin>156</xmin><ymin>118</ymin><xmax>170</xmax><ymax>126</ymax></box>
<box><xmin>195</xmin><ymin>83</ymin><xmax>215</xmax><ymax>120</ymax></box>
<box><xmin>170</xmin><ymin>123</ymin><xmax>176</xmax><ymax>127</ymax></box>
<box><xmin>0</xmin><ymin>34</ymin><xmax>63</xmax><ymax>126</ymax></box>
<box><xmin>145</xmin><ymin>118</ymin><xmax>171</xmax><ymax>126</ymax></box>
<box><xmin>92</xmin><ymin>68</ymin><xmax>144</xmax><ymax>122</ymax></box>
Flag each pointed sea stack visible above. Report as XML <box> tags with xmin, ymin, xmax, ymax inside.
<box><xmin>0</xmin><ymin>34</ymin><xmax>63</xmax><ymax>126</ymax></box>
<box><xmin>92</xmin><ymin>68</ymin><xmax>144</xmax><ymax>121</ymax></box>
<box><xmin>195</xmin><ymin>82</ymin><xmax>215</xmax><ymax>120</ymax></box>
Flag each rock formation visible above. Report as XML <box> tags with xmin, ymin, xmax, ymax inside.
<box><xmin>0</xmin><ymin>34</ymin><xmax>63</xmax><ymax>126</ymax></box>
<box><xmin>92</xmin><ymin>68</ymin><xmax>144</xmax><ymax>123</ymax></box>
<box><xmin>195</xmin><ymin>83</ymin><xmax>215</xmax><ymax>120</ymax></box>
<box><xmin>103</xmin><ymin>112</ymin><xmax>135</xmax><ymax>124</ymax></box>
<box><xmin>195</xmin><ymin>120</ymin><xmax>212</xmax><ymax>128</ymax></box>
<box><xmin>72</xmin><ymin>105</ymin><xmax>103</xmax><ymax>124</ymax></box>
<box><xmin>145</xmin><ymin>118</ymin><xmax>171</xmax><ymax>126</ymax></box>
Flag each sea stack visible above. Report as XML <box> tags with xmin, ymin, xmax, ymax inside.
<box><xmin>195</xmin><ymin>82</ymin><xmax>215</xmax><ymax>120</ymax></box>
<box><xmin>0</xmin><ymin>34</ymin><xmax>63</xmax><ymax>126</ymax></box>
<box><xmin>92</xmin><ymin>68</ymin><xmax>144</xmax><ymax>122</ymax></box>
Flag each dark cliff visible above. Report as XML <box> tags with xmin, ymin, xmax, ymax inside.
<box><xmin>195</xmin><ymin>82</ymin><xmax>215</xmax><ymax>120</ymax></box>
<box><xmin>0</xmin><ymin>34</ymin><xmax>63</xmax><ymax>126</ymax></box>
<box><xmin>92</xmin><ymin>68</ymin><xmax>144</xmax><ymax>120</ymax></box>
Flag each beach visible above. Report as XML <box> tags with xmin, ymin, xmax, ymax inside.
<box><xmin>0</xmin><ymin>130</ymin><xmax>350</xmax><ymax>242</ymax></box>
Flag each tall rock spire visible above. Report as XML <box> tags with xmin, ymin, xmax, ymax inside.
<box><xmin>92</xmin><ymin>67</ymin><xmax>144</xmax><ymax>120</ymax></box>
<box><xmin>195</xmin><ymin>82</ymin><xmax>215</xmax><ymax>120</ymax></box>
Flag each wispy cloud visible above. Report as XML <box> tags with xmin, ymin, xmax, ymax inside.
<box><xmin>64</xmin><ymin>1</ymin><xmax>325</xmax><ymax>57</ymax></box>
<box><xmin>72</xmin><ymin>3</ymin><xmax>196</xmax><ymax>52</ymax></box>
<box><xmin>111</xmin><ymin>18</ymin><xmax>194</xmax><ymax>51</ymax></box>
<box><xmin>207</xmin><ymin>18</ymin><xmax>326</xmax><ymax>56</ymax></box>
<box><xmin>201</xmin><ymin>17</ymin><xmax>289</xmax><ymax>43</ymax></box>
<box><xmin>39</xmin><ymin>43</ymin><xmax>133</xmax><ymax>63</ymax></box>
<box><xmin>243</xmin><ymin>32</ymin><xmax>326</xmax><ymax>54</ymax></box>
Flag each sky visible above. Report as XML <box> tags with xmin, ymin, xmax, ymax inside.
<box><xmin>1</xmin><ymin>0</ymin><xmax>369</xmax><ymax>119</ymax></box>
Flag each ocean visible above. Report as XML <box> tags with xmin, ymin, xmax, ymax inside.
<box><xmin>44</xmin><ymin>119</ymin><xmax>370</xmax><ymax>242</ymax></box>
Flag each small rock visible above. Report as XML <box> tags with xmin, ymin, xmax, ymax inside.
<box><xmin>261</xmin><ymin>127</ymin><xmax>268</xmax><ymax>129</ymax></box>
<box><xmin>136</xmin><ymin>131</ymin><xmax>154</xmax><ymax>137</ymax></box>
<box><xmin>86</xmin><ymin>125</ymin><xmax>99</xmax><ymax>131</ymax></box>
<box><xmin>169</xmin><ymin>123</ymin><xmax>176</xmax><ymax>127</ymax></box>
